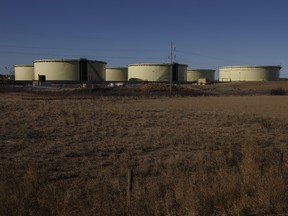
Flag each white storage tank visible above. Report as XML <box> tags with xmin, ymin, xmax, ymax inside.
<box><xmin>14</xmin><ymin>64</ymin><xmax>34</xmax><ymax>81</ymax></box>
<box><xmin>106</xmin><ymin>67</ymin><xmax>128</xmax><ymax>81</ymax></box>
<box><xmin>219</xmin><ymin>65</ymin><xmax>281</xmax><ymax>82</ymax></box>
<box><xmin>128</xmin><ymin>63</ymin><xmax>187</xmax><ymax>82</ymax></box>
<box><xmin>33</xmin><ymin>59</ymin><xmax>106</xmax><ymax>81</ymax></box>
<box><xmin>187</xmin><ymin>69</ymin><xmax>215</xmax><ymax>82</ymax></box>
<box><xmin>34</xmin><ymin>59</ymin><xmax>79</xmax><ymax>81</ymax></box>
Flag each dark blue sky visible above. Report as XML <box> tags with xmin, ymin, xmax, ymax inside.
<box><xmin>1</xmin><ymin>0</ymin><xmax>288</xmax><ymax>77</ymax></box>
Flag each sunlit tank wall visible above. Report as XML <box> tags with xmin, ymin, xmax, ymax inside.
<box><xmin>106</xmin><ymin>67</ymin><xmax>128</xmax><ymax>81</ymax></box>
<box><xmin>14</xmin><ymin>64</ymin><xmax>34</xmax><ymax>81</ymax></box>
<box><xmin>33</xmin><ymin>59</ymin><xmax>106</xmax><ymax>81</ymax></box>
<box><xmin>219</xmin><ymin>66</ymin><xmax>281</xmax><ymax>82</ymax></box>
<box><xmin>187</xmin><ymin>69</ymin><xmax>215</xmax><ymax>81</ymax></box>
<box><xmin>128</xmin><ymin>63</ymin><xmax>187</xmax><ymax>82</ymax></box>
<box><xmin>87</xmin><ymin>60</ymin><xmax>107</xmax><ymax>81</ymax></box>
<box><xmin>34</xmin><ymin>59</ymin><xmax>80</xmax><ymax>81</ymax></box>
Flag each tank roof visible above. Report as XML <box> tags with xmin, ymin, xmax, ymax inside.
<box><xmin>219</xmin><ymin>65</ymin><xmax>281</xmax><ymax>69</ymax></box>
<box><xmin>187</xmin><ymin>69</ymin><xmax>215</xmax><ymax>71</ymax></box>
<box><xmin>33</xmin><ymin>59</ymin><xmax>107</xmax><ymax>64</ymax></box>
<box><xmin>14</xmin><ymin>64</ymin><xmax>34</xmax><ymax>67</ymax></box>
<box><xmin>106</xmin><ymin>67</ymin><xmax>128</xmax><ymax>69</ymax></box>
<box><xmin>128</xmin><ymin>63</ymin><xmax>188</xmax><ymax>67</ymax></box>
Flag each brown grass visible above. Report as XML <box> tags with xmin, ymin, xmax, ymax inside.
<box><xmin>0</xmin><ymin>85</ymin><xmax>288</xmax><ymax>215</ymax></box>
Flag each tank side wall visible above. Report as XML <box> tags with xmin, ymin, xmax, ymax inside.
<box><xmin>187</xmin><ymin>71</ymin><xmax>201</xmax><ymax>81</ymax></box>
<box><xmin>15</xmin><ymin>67</ymin><xmax>34</xmax><ymax>81</ymax></box>
<box><xmin>244</xmin><ymin>68</ymin><xmax>279</xmax><ymax>81</ymax></box>
<box><xmin>219</xmin><ymin>67</ymin><xmax>280</xmax><ymax>81</ymax></box>
<box><xmin>128</xmin><ymin>65</ymin><xmax>170</xmax><ymax>81</ymax></box>
<box><xmin>187</xmin><ymin>70</ymin><xmax>215</xmax><ymax>81</ymax></box>
<box><xmin>34</xmin><ymin>61</ymin><xmax>79</xmax><ymax>81</ymax></box>
<box><xmin>106</xmin><ymin>68</ymin><xmax>128</xmax><ymax>81</ymax></box>
<box><xmin>87</xmin><ymin>62</ymin><xmax>106</xmax><ymax>81</ymax></box>
<box><xmin>177</xmin><ymin>65</ymin><xmax>187</xmax><ymax>81</ymax></box>
<box><xmin>219</xmin><ymin>69</ymin><xmax>232</xmax><ymax>81</ymax></box>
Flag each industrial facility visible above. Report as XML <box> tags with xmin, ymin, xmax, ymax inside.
<box><xmin>187</xmin><ymin>69</ymin><xmax>215</xmax><ymax>82</ymax></box>
<box><xmin>14</xmin><ymin>64</ymin><xmax>34</xmax><ymax>81</ymax></box>
<box><xmin>106</xmin><ymin>67</ymin><xmax>128</xmax><ymax>81</ymax></box>
<box><xmin>128</xmin><ymin>63</ymin><xmax>187</xmax><ymax>82</ymax></box>
<box><xmin>12</xmin><ymin>57</ymin><xmax>283</xmax><ymax>84</ymax></box>
<box><xmin>219</xmin><ymin>65</ymin><xmax>281</xmax><ymax>82</ymax></box>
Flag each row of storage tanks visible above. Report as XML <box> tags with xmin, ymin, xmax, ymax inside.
<box><xmin>14</xmin><ymin>59</ymin><xmax>282</xmax><ymax>82</ymax></box>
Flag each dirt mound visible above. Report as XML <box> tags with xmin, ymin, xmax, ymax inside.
<box><xmin>142</xmin><ymin>83</ymin><xmax>186</xmax><ymax>91</ymax></box>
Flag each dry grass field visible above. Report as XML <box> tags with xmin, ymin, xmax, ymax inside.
<box><xmin>0</xmin><ymin>82</ymin><xmax>288</xmax><ymax>215</ymax></box>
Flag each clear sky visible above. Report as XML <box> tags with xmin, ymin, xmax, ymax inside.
<box><xmin>1</xmin><ymin>0</ymin><xmax>288</xmax><ymax>77</ymax></box>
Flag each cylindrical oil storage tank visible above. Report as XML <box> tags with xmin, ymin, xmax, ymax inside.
<box><xmin>219</xmin><ymin>65</ymin><xmax>281</xmax><ymax>82</ymax></box>
<box><xmin>34</xmin><ymin>59</ymin><xmax>79</xmax><ymax>81</ymax></box>
<box><xmin>14</xmin><ymin>64</ymin><xmax>34</xmax><ymax>81</ymax></box>
<box><xmin>128</xmin><ymin>63</ymin><xmax>187</xmax><ymax>82</ymax></box>
<box><xmin>187</xmin><ymin>69</ymin><xmax>215</xmax><ymax>82</ymax></box>
<box><xmin>33</xmin><ymin>59</ymin><xmax>106</xmax><ymax>81</ymax></box>
<box><xmin>106</xmin><ymin>67</ymin><xmax>128</xmax><ymax>81</ymax></box>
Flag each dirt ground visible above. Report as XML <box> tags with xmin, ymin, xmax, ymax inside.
<box><xmin>0</xmin><ymin>82</ymin><xmax>288</xmax><ymax>215</ymax></box>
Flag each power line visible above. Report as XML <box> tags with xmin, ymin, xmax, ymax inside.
<box><xmin>0</xmin><ymin>44</ymin><xmax>169</xmax><ymax>53</ymax></box>
<box><xmin>0</xmin><ymin>50</ymin><xmax>168</xmax><ymax>61</ymax></box>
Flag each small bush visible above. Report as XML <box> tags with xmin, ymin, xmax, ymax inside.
<box><xmin>270</xmin><ymin>87</ymin><xmax>286</xmax><ymax>95</ymax></box>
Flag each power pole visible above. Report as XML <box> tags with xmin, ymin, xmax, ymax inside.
<box><xmin>169</xmin><ymin>42</ymin><xmax>176</xmax><ymax>94</ymax></box>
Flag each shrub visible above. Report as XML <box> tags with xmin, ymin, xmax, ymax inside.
<box><xmin>270</xmin><ymin>87</ymin><xmax>286</xmax><ymax>95</ymax></box>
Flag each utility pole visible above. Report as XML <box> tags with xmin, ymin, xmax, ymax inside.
<box><xmin>169</xmin><ymin>42</ymin><xmax>176</xmax><ymax>94</ymax></box>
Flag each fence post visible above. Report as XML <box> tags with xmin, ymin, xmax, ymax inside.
<box><xmin>278</xmin><ymin>152</ymin><xmax>284</xmax><ymax>173</ymax></box>
<box><xmin>127</xmin><ymin>169</ymin><xmax>133</xmax><ymax>206</ymax></box>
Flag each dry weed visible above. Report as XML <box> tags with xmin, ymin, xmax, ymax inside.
<box><xmin>0</xmin><ymin>92</ymin><xmax>288</xmax><ymax>215</ymax></box>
